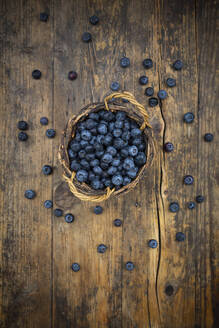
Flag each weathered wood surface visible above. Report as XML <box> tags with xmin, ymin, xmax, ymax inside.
<box><xmin>0</xmin><ymin>0</ymin><xmax>218</xmax><ymax>327</ymax></box>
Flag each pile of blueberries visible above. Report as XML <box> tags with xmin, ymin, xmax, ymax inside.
<box><xmin>68</xmin><ymin>109</ymin><xmax>147</xmax><ymax>191</ymax></box>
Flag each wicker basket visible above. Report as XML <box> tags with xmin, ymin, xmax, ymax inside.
<box><xmin>58</xmin><ymin>91</ymin><xmax>154</xmax><ymax>202</ymax></box>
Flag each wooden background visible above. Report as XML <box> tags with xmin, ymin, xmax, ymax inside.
<box><xmin>0</xmin><ymin>0</ymin><xmax>218</xmax><ymax>327</ymax></box>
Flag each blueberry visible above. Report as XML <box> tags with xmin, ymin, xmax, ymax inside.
<box><xmin>112</xmin><ymin>174</ymin><xmax>123</xmax><ymax>186</ymax></box>
<box><xmin>94</xmin><ymin>205</ymin><xmax>103</xmax><ymax>214</ymax></box>
<box><xmin>18</xmin><ymin>131</ymin><xmax>28</xmax><ymax>141</ymax></box>
<box><xmin>89</xmin><ymin>171</ymin><xmax>96</xmax><ymax>181</ymax></box>
<box><xmin>158</xmin><ymin>90</ymin><xmax>167</xmax><ymax>100</ymax></box>
<box><xmin>96</xmin><ymin>135</ymin><xmax>104</xmax><ymax>144</ymax></box>
<box><xmin>65</xmin><ymin>213</ymin><xmax>74</xmax><ymax>223</ymax></box>
<box><xmin>139</xmin><ymin>76</ymin><xmax>148</xmax><ymax>85</ymax></box>
<box><xmin>93</xmin><ymin>166</ymin><xmax>103</xmax><ymax>176</ymax></box>
<box><xmin>107</xmin><ymin>166</ymin><xmax>117</xmax><ymax>176</ymax></box>
<box><xmin>188</xmin><ymin>202</ymin><xmax>195</xmax><ymax>210</ymax></box>
<box><xmin>176</xmin><ymin>232</ymin><xmax>185</xmax><ymax>242</ymax></box>
<box><xmin>122</xmin><ymin>130</ymin><xmax>131</xmax><ymax>142</ymax></box>
<box><xmin>40</xmin><ymin>12</ymin><xmax>49</xmax><ymax>22</ymax></box>
<box><xmin>183</xmin><ymin>112</ymin><xmax>194</xmax><ymax>123</ymax></box>
<box><xmin>102</xmin><ymin>153</ymin><xmax>113</xmax><ymax>164</ymax></box>
<box><xmin>90</xmin><ymin>127</ymin><xmax>97</xmax><ymax>135</ymax></box>
<box><xmin>80</xmin><ymin>159</ymin><xmax>90</xmax><ymax>170</ymax></box>
<box><xmin>123</xmin><ymin>157</ymin><xmax>135</xmax><ymax>170</ymax></box>
<box><xmin>81</xmin><ymin>140</ymin><xmax>89</xmax><ymax>148</ymax></box>
<box><xmin>46</xmin><ymin>129</ymin><xmax>56</xmax><ymax>138</ymax></box>
<box><xmin>126</xmin><ymin>261</ymin><xmax>134</xmax><ymax>271</ymax></box>
<box><xmin>123</xmin><ymin>176</ymin><xmax>131</xmax><ymax>186</ymax></box>
<box><xmin>116</xmin><ymin>111</ymin><xmax>126</xmax><ymax>121</ymax></box>
<box><xmin>86</xmin><ymin>153</ymin><xmax>95</xmax><ymax>161</ymax></box>
<box><xmin>100</xmin><ymin>162</ymin><xmax>109</xmax><ymax>170</ymax></box>
<box><xmin>196</xmin><ymin>195</ymin><xmax>204</xmax><ymax>203</ymax></box>
<box><xmin>93</xmin><ymin>142</ymin><xmax>104</xmax><ymax>152</ymax></box>
<box><xmin>164</xmin><ymin>142</ymin><xmax>174</xmax><ymax>152</ymax></box>
<box><xmin>127</xmin><ymin>167</ymin><xmax>138</xmax><ymax>179</ymax></box>
<box><xmin>76</xmin><ymin>169</ymin><xmax>88</xmax><ymax>182</ymax></box>
<box><xmin>149</xmin><ymin>97</ymin><xmax>158</xmax><ymax>107</ymax></box>
<box><xmin>109</xmin><ymin>122</ymin><xmax>115</xmax><ymax>132</ymax></box>
<box><xmin>75</xmin><ymin>133</ymin><xmax>81</xmax><ymax>141</ymax></box>
<box><xmin>120</xmin><ymin>147</ymin><xmax>129</xmax><ymax>158</ymax></box>
<box><xmin>90</xmin><ymin>159</ymin><xmax>99</xmax><ymax>167</ymax></box>
<box><xmin>114</xmin><ymin>138</ymin><xmax>125</xmax><ymax>150</ymax></box>
<box><xmin>82</xmin><ymin>32</ymin><xmax>92</xmax><ymax>42</ymax></box>
<box><xmin>169</xmin><ymin>202</ymin><xmax>179</xmax><ymax>213</ymax></box>
<box><xmin>85</xmin><ymin>119</ymin><xmax>97</xmax><ymax>130</ymax></box>
<box><xmin>97</xmin><ymin>123</ymin><xmax>108</xmax><ymax>135</ymax></box>
<box><xmin>103</xmin><ymin>111</ymin><xmax>114</xmax><ymax>122</ymax></box>
<box><xmin>90</xmin><ymin>136</ymin><xmax>97</xmax><ymax>145</ymax></box>
<box><xmin>91</xmin><ymin>179</ymin><xmax>101</xmax><ymax>190</ymax></box>
<box><xmin>123</xmin><ymin>120</ymin><xmax>130</xmax><ymax>130</ymax></box>
<box><xmin>89</xmin><ymin>15</ymin><xmax>99</xmax><ymax>25</ymax></box>
<box><xmin>70</xmin><ymin>160</ymin><xmax>81</xmax><ymax>172</ymax></box>
<box><xmin>70</xmin><ymin>140</ymin><xmax>81</xmax><ymax>152</ymax></box>
<box><xmin>114</xmin><ymin>219</ymin><xmax>122</xmax><ymax>227</ymax></box>
<box><xmin>131</xmin><ymin>128</ymin><xmax>141</xmax><ymax>138</ymax></box>
<box><xmin>132</xmin><ymin>137</ymin><xmax>143</xmax><ymax>146</ymax></box>
<box><xmin>173</xmin><ymin>60</ymin><xmax>183</xmax><ymax>70</ymax></box>
<box><xmin>110</xmin><ymin>82</ymin><xmax>120</xmax><ymax>91</ymax></box>
<box><xmin>122</xmin><ymin>98</ymin><xmax>129</xmax><ymax>103</ymax></box>
<box><xmin>184</xmin><ymin>175</ymin><xmax>194</xmax><ymax>185</ymax></box>
<box><xmin>99</xmin><ymin>110</ymin><xmax>106</xmax><ymax>118</ymax></box>
<box><xmin>17</xmin><ymin>120</ymin><xmax>28</xmax><ymax>130</ymax></box>
<box><xmin>128</xmin><ymin>145</ymin><xmax>138</xmax><ymax>157</ymax></box>
<box><xmin>72</xmin><ymin>263</ymin><xmax>80</xmax><ymax>272</ymax></box>
<box><xmin>145</xmin><ymin>87</ymin><xmax>154</xmax><ymax>97</ymax></box>
<box><xmin>81</xmin><ymin>129</ymin><xmax>92</xmax><ymax>141</ymax></box>
<box><xmin>89</xmin><ymin>112</ymin><xmax>99</xmax><ymax>121</ymax></box>
<box><xmin>24</xmin><ymin>189</ymin><xmax>36</xmax><ymax>199</ymax></box>
<box><xmin>143</xmin><ymin>58</ymin><xmax>153</xmax><ymax>69</ymax></box>
<box><xmin>42</xmin><ymin>165</ymin><xmax>53</xmax><ymax>175</ymax></box>
<box><xmin>166</xmin><ymin>78</ymin><xmax>176</xmax><ymax>87</ymax></box>
<box><xmin>134</xmin><ymin>152</ymin><xmax>146</xmax><ymax>167</ymax></box>
<box><xmin>78</xmin><ymin>149</ymin><xmax>86</xmax><ymax>159</ymax></box>
<box><xmin>120</xmin><ymin>57</ymin><xmax>130</xmax><ymax>68</ymax></box>
<box><xmin>77</xmin><ymin>122</ymin><xmax>86</xmax><ymax>132</ymax></box>
<box><xmin>113</xmin><ymin>128</ymin><xmax>122</xmax><ymax>138</ymax></box>
<box><xmin>85</xmin><ymin>145</ymin><xmax>94</xmax><ymax>153</ymax></box>
<box><xmin>204</xmin><ymin>133</ymin><xmax>213</xmax><ymax>142</ymax></box>
<box><xmin>32</xmin><ymin>69</ymin><xmax>41</xmax><ymax>79</ymax></box>
<box><xmin>97</xmin><ymin>244</ymin><xmax>107</xmax><ymax>253</ymax></box>
<box><xmin>54</xmin><ymin>208</ymin><xmax>63</xmax><ymax>217</ymax></box>
<box><xmin>40</xmin><ymin>117</ymin><xmax>48</xmax><ymax>125</ymax></box>
<box><xmin>96</xmin><ymin>150</ymin><xmax>104</xmax><ymax>159</ymax></box>
<box><xmin>44</xmin><ymin>200</ymin><xmax>53</xmax><ymax>208</ymax></box>
<box><xmin>148</xmin><ymin>239</ymin><xmax>158</xmax><ymax>248</ymax></box>
<box><xmin>107</xmin><ymin>146</ymin><xmax>117</xmax><ymax>157</ymax></box>
<box><xmin>115</xmin><ymin>121</ymin><xmax>123</xmax><ymax>129</ymax></box>
<box><xmin>138</xmin><ymin>143</ymin><xmax>146</xmax><ymax>151</ymax></box>
<box><xmin>103</xmin><ymin>134</ymin><xmax>113</xmax><ymax>146</ymax></box>
<box><xmin>112</xmin><ymin>158</ymin><xmax>120</xmax><ymax>167</ymax></box>
<box><xmin>68</xmin><ymin>71</ymin><xmax>77</xmax><ymax>80</ymax></box>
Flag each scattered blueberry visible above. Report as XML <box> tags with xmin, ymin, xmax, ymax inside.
<box><xmin>184</xmin><ymin>175</ymin><xmax>194</xmax><ymax>185</ymax></box>
<box><xmin>40</xmin><ymin>117</ymin><xmax>48</xmax><ymax>125</ymax></box>
<box><xmin>143</xmin><ymin>58</ymin><xmax>153</xmax><ymax>69</ymax></box>
<box><xmin>148</xmin><ymin>239</ymin><xmax>158</xmax><ymax>248</ymax></box>
<box><xmin>139</xmin><ymin>76</ymin><xmax>148</xmax><ymax>85</ymax></box>
<box><xmin>164</xmin><ymin>142</ymin><xmax>174</xmax><ymax>152</ymax></box>
<box><xmin>158</xmin><ymin>90</ymin><xmax>167</xmax><ymax>100</ymax></box>
<box><xmin>126</xmin><ymin>261</ymin><xmax>134</xmax><ymax>271</ymax></box>
<box><xmin>184</xmin><ymin>112</ymin><xmax>194</xmax><ymax>123</ymax></box>
<box><xmin>89</xmin><ymin>15</ymin><xmax>99</xmax><ymax>25</ymax></box>
<box><xmin>94</xmin><ymin>205</ymin><xmax>103</xmax><ymax>215</ymax></box>
<box><xmin>110</xmin><ymin>81</ymin><xmax>120</xmax><ymax>91</ymax></box>
<box><xmin>46</xmin><ymin>129</ymin><xmax>56</xmax><ymax>138</ymax></box>
<box><xmin>176</xmin><ymin>232</ymin><xmax>185</xmax><ymax>242</ymax></box>
<box><xmin>82</xmin><ymin>32</ymin><xmax>92</xmax><ymax>42</ymax></box>
<box><xmin>145</xmin><ymin>87</ymin><xmax>154</xmax><ymax>97</ymax></box>
<box><xmin>44</xmin><ymin>200</ymin><xmax>53</xmax><ymax>208</ymax></box>
<box><xmin>65</xmin><ymin>213</ymin><xmax>74</xmax><ymax>223</ymax></box>
<box><xmin>68</xmin><ymin>71</ymin><xmax>77</xmax><ymax>80</ymax></box>
<box><xmin>149</xmin><ymin>97</ymin><xmax>158</xmax><ymax>107</ymax></box>
<box><xmin>166</xmin><ymin>78</ymin><xmax>176</xmax><ymax>87</ymax></box>
<box><xmin>24</xmin><ymin>189</ymin><xmax>36</xmax><ymax>199</ymax></box>
<box><xmin>173</xmin><ymin>60</ymin><xmax>183</xmax><ymax>70</ymax></box>
<box><xmin>40</xmin><ymin>12</ymin><xmax>49</xmax><ymax>22</ymax></box>
<box><xmin>169</xmin><ymin>202</ymin><xmax>179</xmax><ymax>212</ymax></box>
<box><xmin>32</xmin><ymin>69</ymin><xmax>41</xmax><ymax>79</ymax></box>
<box><xmin>97</xmin><ymin>244</ymin><xmax>107</xmax><ymax>253</ymax></box>
<box><xmin>188</xmin><ymin>202</ymin><xmax>195</xmax><ymax>210</ymax></box>
<box><xmin>18</xmin><ymin>131</ymin><xmax>28</xmax><ymax>141</ymax></box>
<box><xmin>17</xmin><ymin>120</ymin><xmax>28</xmax><ymax>130</ymax></box>
<box><xmin>42</xmin><ymin>165</ymin><xmax>53</xmax><ymax>175</ymax></box>
<box><xmin>114</xmin><ymin>219</ymin><xmax>122</xmax><ymax>227</ymax></box>
<box><xmin>120</xmin><ymin>57</ymin><xmax>130</xmax><ymax>68</ymax></box>
<box><xmin>196</xmin><ymin>195</ymin><xmax>204</xmax><ymax>203</ymax></box>
<box><xmin>204</xmin><ymin>133</ymin><xmax>213</xmax><ymax>142</ymax></box>
<box><xmin>54</xmin><ymin>208</ymin><xmax>63</xmax><ymax>217</ymax></box>
<box><xmin>72</xmin><ymin>263</ymin><xmax>80</xmax><ymax>272</ymax></box>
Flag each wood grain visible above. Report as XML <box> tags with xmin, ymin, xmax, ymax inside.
<box><xmin>0</xmin><ymin>0</ymin><xmax>218</xmax><ymax>327</ymax></box>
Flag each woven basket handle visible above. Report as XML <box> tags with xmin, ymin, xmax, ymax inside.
<box><xmin>104</xmin><ymin>91</ymin><xmax>151</xmax><ymax>130</ymax></box>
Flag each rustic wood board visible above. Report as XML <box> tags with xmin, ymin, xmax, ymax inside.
<box><xmin>0</xmin><ymin>0</ymin><xmax>218</xmax><ymax>327</ymax></box>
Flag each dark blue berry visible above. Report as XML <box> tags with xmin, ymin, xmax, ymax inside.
<box><xmin>149</xmin><ymin>97</ymin><xmax>158</xmax><ymax>107</ymax></box>
<box><xmin>123</xmin><ymin>176</ymin><xmax>131</xmax><ymax>186</ymax></box>
<box><xmin>112</xmin><ymin>174</ymin><xmax>123</xmax><ymax>186</ymax></box>
<box><xmin>65</xmin><ymin>213</ymin><xmax>74</xmax><ymax>223</ymax></box>
<box><xmin>40</xmin><ymin>117</ymin><xmax>48</xmax><ymax>125</ymax></box>
<box><xmin>103</xmin><ymin>134</ymin><xmax>113</xmax><ymax>146</ymax></box>
<box><xmin>184</xmin><ymin>175</ymin><xmax>194</xmax><ymax>185</ymax></box>
<box><xmin>110</xmin><ymin>82</ymin><xmax>120</xmax><ymax>91</ymax></box>
<box><xmin>82</xmin><ymin>32</ymin><xmax>92</xmax><ymax>42</ymax></box>
<box><xmin>97</xmin><ymin>244</ymin><xmax>107</xmax><ymax>253</ymax></box>
<box><xmin>166</xmin><ymin>78</ymin><xmax>176</xmax><ymax>87</ymax></box>
<box><xmin>138</xmin><ymin>143</ymin><xmax>146</xmax><ymax>151</ymax></box>
<box><xmin>126</xmin><ymin>261</ymin><xmax>134</xmax><ymax>271</ymax></box>
<box><xmin>18</xmin><ymin>132</ymin><xmax>28</xmax><ymax>141</ymax></box>
<box><xmin>70</xmin><ymin>141</ymin><xmax>81</xmax><ymax>152</ymax></box>
<box><xmin>75</xmin><ymin>133</ymin><xmax>81</xmax><ymax>141</ymax></box>
<box><xmin>148</xmin><ymin>239</ymin><xmax>158</xmax><ymax>248</ymax></box>
<box><xmin>145</xmin><ymin>87</ymin><xmax>154</xmax><ymax>97</ymax></box>
<box><xmin>90</xmin><ymin>159</ymin><xmax>99</xmax><ymax>167</ymax></box>
<box><xmin>112</xmin><ymin>158</ymin><xmax>120</xmax><ymax>167</ymax></box>
<box><xmin>132</xmin><ymin>137</ymin><xmax>143</xmax><ymax>146</ymax></box>
<box><xmin>169</xmin><ymin>202</ymin><xmax>179</xmax><ymax>213</ymax></box>
<box><xmin>90</xmin><ymin>127</ymin><xmax>97</xmax><ymax>135</ymax></box>
<box><xmin>103</xmin><ymin>178</ymin><xmax>111</xmax><ymax>187</ymax></box>
<box><xmin>85</xmin><ymin>145</ymin><xmax>94</xmax><ymax>153</ymax></box>
<box><xmin>127</xmin><ymin>167</ymin><xmax>138</xmax><ymax>179</ymax></box>
<box><xmin>102</xmin><ymin>111</ymin><xmax>114</xmax><ymax>122</ymax></box>
<box><xmin>114</xmin><ymin>138</ymin><xmax>125</xmax><ymax>150</ymax></box>
<box><xmin>89</xmin><ymin>15</ymin><xmax>99</xmax><ymax>25</ymax></box>
<box><xmin>173</xmin><ymin>60</ymin><xmax>183</xmax><ymax>70</ymax></box>
<box><xmin>158</xmin><ymin>90</ymin><xmax>167</xmax><ymax>100</ymax></box>
<box><xmin>76</xmin><ymin>169</ymin><xmax>88</xmax><ymax>182</ymax></box>
<box><xmin>68</xmin><ymin>71</ymin><xmax>77</xmax><ymax>80</ymax></box>
<box><xmin>40</xmin><ymin>12</ymin><xmax>49</xmax><ymax>22</ymax></box>
<box><xmin>24</xmin><ymin>189</ymin><xmax>36</xmax><ymax>199</ymax></box>
<box><xmin>90</xmin><ymin>136</ymin><xmax>97</xmax><ymax>145</ymax></box>
<box><xmin>131</xmin><ymin>128</ymin><xmax>141</xmax><ymax>138</ymax></box>
<box><xmin>70</xmin><ymin>160</ymin><xmax>81</xmax><ymax>172</ymax></box>
<box><xmin>109</xmin><ymin>122</ymin><xmax>115</xmax><ymax>132</ymax></box>
<box><xmin>91</xmin><ymin>179</ymin><xmax>101</xmax><ymax>190</ymax></box>
<box><xmin>46</xmin><ymin>129</ymin><xmax>56</xmax><ymax>138</ymax></box>
<box><xmin>100</xmin><ymin>162</ymin><xmax>109</xmax><ymax>170</ymax></box>
<box><xmin>77</xmin><ymin>122</ymin><xmax>86</xmax><ymax>132</ymax></box>
<box><xmin>113</xmin><ymin>128</ymin><xmax>122</xmax><ymax>138</ymax></box>
<box><xmin>107</xmin><ymin>146</ymin><xmax>117</xmax><ymax>157</ymax></box>
<box><xmin>89</xmin><ymin>112</ymin><xmax>99</xmax><ymax>121</ymax></box>
<box><xmin>54</xmin><ymin>208</ymin><xmax>63</xmax><ymax>217</ymax></box>
<box><xmin>80</xmin><ymin>159</ymin><xmax>90</xmax><ymax>170</ymax></box>
<box><xmin>32</xmin><ymin>69</ymin><xmax>41</xmax><ymax>79</ymax></box>
<box><xmin>143</xmin><ymin>58</ymin><xmax>153</xmax><ymax>69</ymax></box>
<box><xmin>78</xmin><ymin>149</ymin><xmax>86</xmax><ymax>159</ymax></box>
<box><xmin>139</xmin><ymin>76</ymin><xmax>148</xmax><ymax>85</ymax></box>
<box><xmin>89</xmin><ymin>171</ymin><xmax>96</xmax><ymax>181</ymax></box>
<box><xmin>164</xmin><ymin>142</ymin><xmax>174</xmax><ymax>152</ymax></box>
<box><xmin>204</xmin><ymin>133</ymin><xmax>213</xmax><ymax>142</ymax></box>
<box><xmin>80</xmin><ymin>140</ymin><xmax>89</xmax><ymax>149</ymax></box>
<box><xmin>188</xmin><ymin>202</ymin><xmax>195</xmax><ymax>210</ymax></box>
<box><xmin>97</xmin><ymin>123</ymin><xmax>108</xmax><ymax>135</ymax></box>
<box><xmin>42</xmin><ymin>165</ymin><xmax>53</xmax><ymax>175</ymax></box>
<box><xmin>176</xmin><ymin>232</ymin><xmax>185</xmax><ymax>242</ymax></box>
<box><xmin>102</xmin><ymin>153</ymin><xmax>113</xmax><ymax>164</ymax></box>
<box><xmin>93</xmin><ymin>166</ymin><xmax>103</xmax><ymax>176</ymax></box>
<box><xmin>94</xmin><ymin>205</ymin><xmax>103</xmax><ymax>214</ymax></box>
<box><xmin>94</xmin><ymin>142</ymin><xmax>104</xmax><ymax>152</ymax></box>
<box><xmin>120</xmin><ymin>148</ymin><xmax>129</xmax><ymax>160</ymax></box>
<box><xmin>123</xmin><ymin>120</ymin><xmax>130</xmax><ymax>130</ymax></box>
<box><xmin>196</xmin><ymin>195</ymin><xmax>204</xmax><ymax>203</ymax></box>
<box><xmin>122</xmin><ymin>131</ymin><xmax>131</xmax><ymax>142</ymax></box>
<box><xmin>86</xmin><ymin>119</ymin><xmax>97</xmax><ymax>130</ymax></box>
<box><xmin>96</xmin><ymin>150</ymin><xmax>104</xmax><ymax>159</ymax></box>
<box><xmin>72</xmin><ymin>263</ymin><xmax>80</xmax><ymax>272</ymax></box>
<box><xmin>128</xmin><ymin>145</ymin><xmax>138</xmax><ymax>157</ymax></box>
<box><xmin>107</xmin><ymin>166</ymin><xmax>117</xmax><ymax>176</ymax></box>
<box><xmin>44</xmin><ymin>200</ymin><xmax>53</xmax><ymax>208</ymax></box>
<box><xmin>184</xmin><ymin>112</ymin><xmax>194</xmax><ymax>123</ymax></box>
<box><xmin>116</xmin><ymin>111</ymin><xmax>126</xmax><ymax>121</ymax></box>
<box><xmin>134</xmin><ymin>152</ymin><xmax>146</xmax><ymax>166</ymax></box>
<box><xmin>115</xmin><ymin>120</ymin><xmax>123</xmax><ymax>129</ymax></box>
<box><xmin>81</xmin><ymin>129</ymin><xmax>92</xmax><ymax>141</ymax></box>
<box><xmin>18</xmin><ymin>120</ymin><xmax>28</xmax><ymax>130</ymax></box>
<box><xmin>114</xmin><ymin>219</ymin><xmax>122</xmax><ymax>227</ymax></box>
<box><xmin>122</xmin><ymin>98</ymin><xmax>129</xmax><ymax>103</ymax></box>
<box><xmin>120</xmin><ymin>57</ymin><xmax>130</xmax><ymax>68</ymax></box>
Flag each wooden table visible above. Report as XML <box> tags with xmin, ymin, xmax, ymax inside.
<box><xmin>0</xmin><ymin>0</ymin><xmax>218</xmax><ymax>327</ymax></box>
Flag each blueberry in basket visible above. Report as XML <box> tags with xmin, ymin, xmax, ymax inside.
<box><xmin>67</xmin><ymin>109</ymin><xmax>147</xmax><ymax>192</ymax></box>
